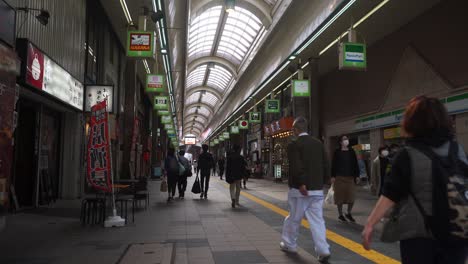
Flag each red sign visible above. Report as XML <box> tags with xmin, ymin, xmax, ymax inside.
<box><xmin>129</xmin><ymin>33</ymin><xmax>151</xmax><ymax>51</ymax></box>
<box><xmin>87</xmin><ymin>100</ymin><xmax>112</xmax><ymax>192</ymax></box>
<box><xmin>26</xmin><ymin>43</ymin><xmax>44</xmax><ymax>90</ymax></box>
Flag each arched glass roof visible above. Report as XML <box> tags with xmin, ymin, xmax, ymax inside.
<box><xmin>186</xmin><ymin>65</ymin><xmax>207</xmax><ymax>89</ymax></box>
<box><xmin>184</xmin><ymin>4</ymin><xmax>266</xmax><ymax>138</ymax></box>
<box><xmin>188</xmin><ymin>6</ymin><xmax>222</xmax><ymax>61</ymax></box>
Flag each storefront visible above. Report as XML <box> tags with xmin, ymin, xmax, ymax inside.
<box><xmin>265</xmin><ymin>117</ymin><xmax>293</xmax><ymax>181</ymax></box>
<box><xmin>13</xmin><ymin>39</ymin><xmax>84</xmax><ymax>208</ymax></box>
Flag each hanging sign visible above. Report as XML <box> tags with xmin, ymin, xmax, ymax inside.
<box><xmin>249</xmin><ymin>112</ymin><xmax>261</xmax><ymax>123</ymax></box>
<box><xmin>230</xmin><ymin>126</ymin><xmax>239</xmax><ymax>134</ymax></box>
<box><xmin>185</xmin><ymin>137</ymin><xmax>196</xmax><ymax>145</ymax></box>
<box><xmin>210</xmin><ymin>142</ymin><xmax>215</xmax><ymax>147</ymax></box>
<box><xmin>292</xmin><ymin>80</ymin><xmax>310</xmax><ymax>97</ymax></box>
<box><xmin>222</xmin><ymin>132</ymin><xmax>230</xmax><ymax>139</ymax></box>
<box><xmin>339</xmin><ymin>42</ymin><xmax>367</xmax><ymax>71</ymax></box>
<box><xmin>239</xmin><ymin>120</ymin><xmax>249</xmax><ymax>129</ymax></box>
<box><xmin>167</xmin><ymin>129</ymin><xmax>175</xmax><ymax>134</ymax></box>
<box><xmin>127</xmin><ymin>31</ymin><xmax>155</xmax><ymax>58</ymax></box>
<box><xmin>85</xmin><ymin>85</ymin><xmax>114</xmax><ymax>112</ymax></box>
<box><xmin>157</xmin><ymin>110</ymin><xmax>170</xmax><ymax>116</ymax></box>
<box><xmin>161</xmin><ymin>115</ymin><xmax>172</xmax><ymax>124</ymax></box>
<box><xmin>219</xmin><ymin>136</ymin><xmax>225</xmax><ymax>142</ymax></box>
<box><xmin>86</xmin><ymin>100</ymin><xmax>112</xmax><ymax>192</ymax></box>
<box><xmin>154</xmin><ymin>96</ymin><xmax>169</xmax><ymax>110</ymax></box>
<box><xmin>146</xmin><ymin>74</ymin><xmax>165</xmax><ymax>93</ymax></box>
<box><xmin>214</xmin><ymin>139</ymin><xmax>219</xmax><ymax>144</ymax></box>
<box><xmin>265</xmin><ymin>99</ymin><xmax>280</xmax><ymax>113</ymax></box>
<box><xmin>164</xmin><ymin>124</ymin><xmax>173</xmax><ymax>130</ymax></box>
<box><xmin>20</xmin><ymin>41</ymin><xmax>84</xmax><ymax>110</ymax></box>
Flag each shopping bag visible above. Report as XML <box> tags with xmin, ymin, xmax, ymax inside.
<box><xmin>325</xmin><ymin>185</ymin><xmax>334</xmax><ymax>205</ymax></box>
<box><xmin>160</xmin><ymin>178</ymin><xmax>168</xmax><ymax>192</ymax></box>
<box><xmin>191</xmin><ymin>175</ymin><xmax>201</xmax><ymax>194</ymax></box>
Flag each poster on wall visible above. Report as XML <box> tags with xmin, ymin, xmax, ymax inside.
<box><xmin>19</xmin><ymin>40</ymin><xmax>84</xmax><ymax>110</ymax></box>
<box><xmin>127</xmin><ymin>31</ymin><xmax>155</xmax><ymax>58</ymax></box>
<box><xmin>86</xmin><ymin>100</ymin><xmax>112</xmax><ymax>192</ymax></box>
<box><xmin>85</xmin><ymin>85</ymin><xmax>113</xmax><ymax>112</ymax></box>
<box><xmin>146</xmin><ymin>74</ymin><xmax>165</xmax><ymax>93</ymax></box>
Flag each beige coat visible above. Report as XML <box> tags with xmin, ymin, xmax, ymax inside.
<box><xmin>370</xmin><ymin>156</ymin><xmax>381</xmax><ymax>196</ymax></box>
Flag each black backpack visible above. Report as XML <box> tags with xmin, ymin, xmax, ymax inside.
<box><xmin>413</xmin><ymin>142</ymin><xmax>468</xmax><ymax>244</ymax></box>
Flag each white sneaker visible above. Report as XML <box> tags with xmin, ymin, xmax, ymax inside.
<box><xmin>279</xmin><ymin>242</ymin><xmax>297</xmax><ymax>253</ymax></box>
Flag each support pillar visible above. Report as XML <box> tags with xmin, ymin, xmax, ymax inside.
<box><xmin>308</xmin><ymin>58</ymin><xmax>320</xmax><ymax>138</ymax></box>
<box><xmin>121</xmin><ymin>60</ymin><xmax>137</xmax><ymax>179</ymax></box>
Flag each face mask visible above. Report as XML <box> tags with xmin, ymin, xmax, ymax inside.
<box><xmin>381</xmin><ymin>150</ymin><xmax>389</xmax><ymax>157</ymax></box>
<box><xmin>342</xmin><ymin>140</ymin><xmax>349</xmax><ymax>147</ymax></box>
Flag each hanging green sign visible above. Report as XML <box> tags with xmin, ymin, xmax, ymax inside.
<box><xmin>167</xmin><ymin>129</ymin><xmax>175</xmax><ymax>134</ymax></box>
<box><xmin>154</xmin><ymin>96</ymin><xmax>169</xmax><ymax>110</ymax></box>
<box><xmin>214</xmin><ymin>139</ymin><xmax>219</xmax><ymax>144</ymax></box>
<box><xmin>127</xmin><ymin>31</ymin><xmax>155</xmax><ymax>58</ymax></box>
<box><xmin>157</xmin><ymin>110</ymin><xmax>170</xmax><ymax>116</ymax></box>
<box><xmin>210</xmin><ymin>142</ymin><xmax>215</xmax><ymax>147</ymax></box>
<box><xmin>239</xmin><ymin>120</ymin><xmax>249</xmax><ymax>129</ymax></box>
<box><xmin>230</xmin><ymin>126</ymin><xmax>239</xmax><ymax>134</ymax></box>
<box><xmin>222</xmin><ymin>132</ymin><xmax>230</xmax><ymax>139</ymax></box>
<box><xmin>249</xmin><ymin>112</ymin><xmax>261</xmax><ymax>123</ymax></box>
<box><xmin>265</xmin><ymin>99</ymin><xmax>280</xmax><ymax>113</ymax></box>
<box><xmin>146</xmin><ymin>74</ymin><xmax>165</xmax><ymax>93</ymax></box>
<box><xmin>339</xmin><ymin>42</ymin><xmax>367</xmax><ymax>70</ymax></box>
<box><xmin>219</xmin><ymin>136</ymin><xmax>225</xmax><ymax>142</ymax></box>
<box><xmin>161</xmin><ymin>115</ymin><xmax>172</xmax><ymax>124</ymax></box>
<box><xmin>292</xmin><ymin>80</ymin><xmax>311</xmax><ymax>97</ymax></box>
<box><xmin>164</xmin><ymin>124</ymin><xmax>173</xmax><ymax>130</ymax></box>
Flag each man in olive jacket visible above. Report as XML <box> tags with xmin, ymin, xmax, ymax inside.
<box><xmin>280</xmin><ymin>117</ymin><xmax>331</xmax><ymax>263</ymax></box>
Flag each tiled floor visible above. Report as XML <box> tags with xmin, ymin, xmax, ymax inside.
<box><xmin>0</xmin><ymin>176</ymin><xmax>401</xmax><ymax>264</ymax></box>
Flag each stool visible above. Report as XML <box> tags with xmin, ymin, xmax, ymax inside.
<box><xmin>116</xmin><ymin>198</ymin><xmax>135</xmax><ymax>224</ymax></box>
<box><xmin>81</xmin><ymin>198</ymin><xmax>106</xmax><ymax>226</ymax></box>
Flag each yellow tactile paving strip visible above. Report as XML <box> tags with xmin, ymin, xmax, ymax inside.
<box><xmin>233</xmin><ymin>186</ymin><xmax>401</xmax><ymax>264</ymax></box>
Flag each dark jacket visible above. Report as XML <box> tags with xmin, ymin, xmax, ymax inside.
<box><xmin>331</xmin><ymin>149</ymin><xmax>359</xmax><ymax>178</ymax></box>
<box><xmin>197</xmin><ymin>152</ymin><xmax>214</xmax><ymax>176</ymax></box>
<box><xmin>287</xmin><ymin>135</ymin><xmax>330</xmax><ymax>190</ymax></box>
<box><xmin>164</xmin><ymin>155</ymin><xmax>178</xmax><ymax>178</ymax></box>
<box><xmin>225</xmin><ymin>152</ymin><xmax>247</xmax><ymax>184</ymax></box>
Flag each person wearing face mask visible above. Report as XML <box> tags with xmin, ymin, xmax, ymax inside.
<box><xmin>331</xmin><ymin>135</ymin><xmax>360</xmax><ymax>223</ymax></box>
<box><xmin>370</xmin><ymin>146</ymin><xmax>390</xmax><ymax>196</ymax></box>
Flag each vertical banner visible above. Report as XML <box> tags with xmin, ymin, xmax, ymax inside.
<box><xmin>87</xmin><ymin>100</ymin><xmax>112</xmax><ymax>192</ymax></box>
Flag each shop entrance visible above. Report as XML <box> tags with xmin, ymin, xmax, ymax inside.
<box><xmin>13</xmin><ymin>100</ymin><xmax>62</xmax><ymax>208</ymax></box>
<box><xmin>13</xmin><ymin>100</ymin><xmax>37</xmax><ymax>207</ymax></box>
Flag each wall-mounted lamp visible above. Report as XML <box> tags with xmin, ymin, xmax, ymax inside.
<box><xmin>17</xmin><ymin>7</ymin><xmax>50</xmax><ymax>26</ymax></box>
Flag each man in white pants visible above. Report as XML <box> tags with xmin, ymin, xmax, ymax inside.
<box><xmin>280</xmin><ymin>117</ymin><xmax>331</xmax><ymax>263</ymax></box>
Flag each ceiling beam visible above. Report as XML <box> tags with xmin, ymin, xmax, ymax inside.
<box><xmin>185</xmin><ymin>86</ymin><xmax>223</xmax><ymax>100</ymax></box>
<box><xmin>188</xmin><ymin>56</ymin><xmax>238</xmax><ymax>78</ymax></box>
<box><xmin>184</xmin><ymin>113</ymin><xmax>209</xmax><ymax>123</ymax></box>
<box><xmin>184</xmin><ymin>102</ymin><xmax>215</xmax><ymax>114</ymax></box>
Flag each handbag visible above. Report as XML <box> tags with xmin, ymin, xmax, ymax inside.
<box><xmin>380</xmin><ymin>207</ymin><xmax>400</xmax><ymax>243</ymax></box>
<box><xmin>160</xmin><ymin>178</ymin><xmax>168</xmax><ymax>192</ymax></box>
<box><xmin>325</xmin><ymin>185</ymin><xmax>334</xmax><ymax>205</ymax></box>
<box><xmin>191</xmin><ymin>175</ymin><xmax>201</xmax><ymax>194</ymax></box>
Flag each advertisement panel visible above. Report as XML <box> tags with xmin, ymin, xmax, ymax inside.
<box><xmin>86</xmin><ymin>100</ymin><xmax>112</xmax><ymax>192</ymax></box>
<box><xmin>146</xmin><ymin>74</ymin><xmax>164</xmax><ymax>93</ymax></box>
<box><xmin>292</xmin><ymin>80</ymin><xmax>310</xmax><ymax>97</ymax></box>
<box><xmin>265</xmin><ymin>99</ymin><xmax>280</xmax><ymax>113</ymax></box>
<box><xmin>184</xmin><ymin>137</ymin><xmax>196</xmax><ymax>145</ymax></box>
<box><xmin>127</xmin><ymin>31</ymin><xmax>154</xmax><ymax>58</ymax></box>
<box><xmin>22</xmin><ymin>41</ymin><xmax>84</xmax><ymax>110</ymax></box>
<box><xmin>154</xmin><ymin>96</ymin><xmax>169</xmax><ymax>110</ymax></box>
<box><xmin>85</xmin><ymin>85</ymin><xmax>113</xmax><ymax>112</ymax></box>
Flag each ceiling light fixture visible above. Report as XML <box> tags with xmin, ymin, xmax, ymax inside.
<box><xmin>119</xmin><ymin>0</ymin><xmax>133</xmax><ymax>25</ymax></box>
<box><xmin>225</xmin><ymin>0</ymin><xmax>235</xmax><ymax>13</ymax></box>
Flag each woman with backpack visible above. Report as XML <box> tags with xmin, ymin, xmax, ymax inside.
<box><xmin>362</xmin><ymin>96</ymin><xmax>468</xmax><ymax>264</ymax></box>
<box><xmin>164</xmin><ymin>147</ymin><xmax>179</xmax><ymax>202</ymax></box>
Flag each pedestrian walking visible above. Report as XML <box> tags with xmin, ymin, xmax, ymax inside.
<box><xmin>331</xmin><ymin>135</ymin><xmax>360</xmax><ymax>223</ymax></box>
<box><xmin>164</xmin><ymin>147</ymin><xmax>179</xmax><ymax>202</ymax></box>
<box><xmin>218</xmin><ymin>156</ymin><xmax>225</xmax><ymax>180</ymax></box>
<box><xmin>370</xmin><ymin>146</ymin><xmax>390</xmax><ymax>196</ymax></box>
<box><xmin>177</xmin><ymin>150</ymin><xmax>191</xmax><ymax>199</ymax></box>
<box><xmin>225</xmin><ymin>145</ymin><xmax>247</xmax><ymax>208</ymax></box>
<box><xmin>197</xmin><ymin>144</ymin><xmax>215</xmax><ymax>199</ymax></box>
<box><xmin>280</xmin><ymin>117</ymin><xmax>331</xmax><ymax>263</ymax></box>
<box><xmin>362</xmin><ymin>96</ymin><xmax>468</xmax><ymax>264</ymax></box>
